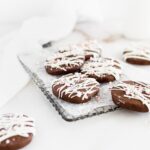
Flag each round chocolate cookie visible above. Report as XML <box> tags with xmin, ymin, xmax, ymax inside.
<box><xmin>52</xmin><ymin>73</ymin><xmax>100</xmax><ymax>104</ymax></box>
<box><xmin>0</xmin><ymin>113</ymin><xmax>36</xmax><ymax>150</ymax></box>
<box><xmin>81</xmin><ymin>57</ymin><xmax>122</xmax><ymax>83</ymax></box>
<box><xmin>45</xmin><ymin>48</ymin><xmax>85</xmax><ymax>75</ymax></box>
<box><xmin>123</xmin><ymin>44</ymin><xmax>150</xmax><ymax>65</ymax></box>
<box><xmin>111</xmin><ymin>81</ymin><xmax>150</xmax><ymax>112</ymax></box>
<box><xmin>79</xmin><ymin>40</ymin><xmax>102</xmax><ymax>60</ymax></box>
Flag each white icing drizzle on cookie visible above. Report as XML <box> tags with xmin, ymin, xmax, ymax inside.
<box><xmin>112</xmin><ymin>81</ymin><xmax>150</xmax><ymax>110</ymax></box>
<box><xmin>79</xmin><ymin>40</ymin><xmax>102</xmax><ymax>58</ymax></box>
<box><xmin>81</xmin><ymin>57</ymin><xmax>122</xmax><ymax>80</ymax></box>
<box><xmin>0</xmin><ymin>114</ymin><xmax>36</xmax><ymax>143</ymax></box>
<box><xmin>52</xmin><ymin>73</ymin><xmax>99</xmax><ymax>100</ymax></box>
<box><xmin>123</xmin><ymin>45</ymin><xmax>150</xmax><ymax>61</ymax></box>
<box><xmin>45</xmin><ymin>47</ymin><xmax>85</xmax><ymax>71</ymax></box>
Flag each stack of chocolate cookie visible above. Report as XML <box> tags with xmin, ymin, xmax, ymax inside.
<box><xmin>2</xmin><ymin>42</ymin><xmax>150</xmax><ymax>149</ymax></box>
<box><xmin>45</xmin><ymin>40</ymin><xmax>122</xmax><ymax>104</ymax></box>
<box><xmin>45</xmin><ymin>40</ymin><xmax>150</xmax><ymax>113</ymax></box>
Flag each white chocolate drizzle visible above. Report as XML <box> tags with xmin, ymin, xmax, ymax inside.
<box><xmin>79</xmin><ymin>40</ymin><xmax>102</xmax><ymax>58</ymax></box>
<box><xmin>52</xmin><ymin>73</ymin><xmax>100</xmax><ymax>100</ymax></box>
<box><xmin>123</xmin><ymin>44</ymin><xmax>150</xmax><ymax>61</ymax></box>
<box><xmin>45</xmin><ymin>47</ymin><xmax>85</xmax><ymax>71</ymax></box>
<box><xmin>112</xmin><ymin>81</ymin><xmax>150</xmax><ymax>110</ymax></box>
<box><xmin>0</xmin><ymin>114</ymin><xmax>36</xmax><ymax>143</ymax></box>
<box><xmin>81</xmin><ymin>57</ymin><xmax>122</xmax><ymax>80</ymax></box>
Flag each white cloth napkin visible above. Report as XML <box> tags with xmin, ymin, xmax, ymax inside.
<box><xmin>0</xmin><ymin>12</ymin><xmax>77</xmax><ymax>107</ymax></box>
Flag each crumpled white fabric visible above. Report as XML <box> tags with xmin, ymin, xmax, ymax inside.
<box><xmin>0</xmin><ymin>10</ymin><xmax>77</xmax><ymax>107</ymax></box>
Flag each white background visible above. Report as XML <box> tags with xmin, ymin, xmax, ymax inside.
<box><xmin>0</xmin><ymin>0</ymin><xmax>129</xmax><ymax>37</ymax></box>
<box><xmin>1</xmin><ymin>0</ymin><xmax>150</xmax><ymax>38</ymax></box>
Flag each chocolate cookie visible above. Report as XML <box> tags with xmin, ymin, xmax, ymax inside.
<box><xmin>79</xmin><ymin>40</ymin><xmax>102</xmax><ymax>60</ymax></box>
<box><xmin>52</xmin><ymin>73</ymin><xmax>100</xmax><ymax>104</ymax></box>
<box><xmin>123</xmin><ymin>44</ymin><xmax>150</xmax><ymax>65</ymax></box>
<box><xmin>81</xmin><ymin>57</ymin><xmax>122</xmax><ymax>83</ymax></box>
<box><xmin>0</xmin><ymin>113</ymin><xmax>36</xmax><ymax>150</ymax></box>
<box><xmin>45</xmin><ymin>47</ymin><xmax>85</xmax><ymax>75</ymax></box>
<box><xmin>111</xmin><ymin>81</ymin><xmax>150</xmax><ymax>112</ymax></box>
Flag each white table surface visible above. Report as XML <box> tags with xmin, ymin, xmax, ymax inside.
<box><xmin>1</xmin><ymin>81</ymin><xmax>150</xmax><ymax>150</ymax></box>
<box><xmin>1</xmin><ymin>22</ymin><xmax>150</xmax><ymax>150</ymax></box>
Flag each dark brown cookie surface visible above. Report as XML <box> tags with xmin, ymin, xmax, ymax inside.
<box><xmin>45</xmin><ymin>48</ymin><xmax>85</xmax><ymax>75</ymax></box>
<box><xmin>81</xmin><ymin>57</ymin><xmax>122</xmax><ymax>83</ymax></box>
<box><xmin>111</xmin><ymin>81</ymin><xmax>150</xmax><ymax>112</ymax></box>
<box><xmin>52</xmin><ymin>73</ymin><xmax>100</xmax><ymax>104</ymax></box>
<box><xmin>79</xmin><ymin>40</ymin><xmax>102</xmax><ymax>60</ymax></box>
<box><xmin>0</xmin><ymin>114</ymin><xmax>36</xmax><ymax>150</ymax></box>
<box><xmin>123</xmin><ymin>44</ymin><xmax>150</xmax><ymax>65</ymax></box>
